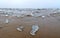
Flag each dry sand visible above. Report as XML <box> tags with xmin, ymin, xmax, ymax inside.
<box><xmin>0</xmin><ymin>13</ymin><xmax>60</xmax><ymax>38</ymax></box>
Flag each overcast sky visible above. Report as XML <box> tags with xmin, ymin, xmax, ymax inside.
<box><xmin>0</xmin><ymin>0</ymin><xmax>60</xmax><ymax>8</ymax></box>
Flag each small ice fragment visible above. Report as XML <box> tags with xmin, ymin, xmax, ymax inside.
<box><xmin>5</xmin><ymin>19</ymin><xmax>9</xmax><ymax>24</ymax></box>
<box><xmin>53</xmin><ymin>12</ymin><xmax>57</xmax><ymax>13</ymax></box>
<box><xmin>16</xmin><ymin>15</ymin><xmax>20</xmax><ymax>17</ymax></box>
<box><xmin>31</xmin><ymin>13</ymin><xmax>34</xmax><ymax>16</ymax></box>
<box><xmin>42</xmin><ymin>16</ymin><xmax>45</xmax><ymax>18</ymax></box>
<box><xmin>17</xmin><ymin>28</ymin><xmax>22</xmax><ymax>31</ymax></box>
<box><xmin>5</xmin><ymin>15</ymin><xmax>8</xmax><ymax>16</ymax></box>
<box><xmin>30</xmin><ymin>25</ymin><xmax>39</xmax><ymax>35</ymax></box>
<box><xmin>16</xmin><ymin>26</ymin><xmax>24</xmax><ymax>32</ymax></box>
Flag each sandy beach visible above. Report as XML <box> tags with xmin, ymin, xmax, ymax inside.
<box><xmin>0</xmin><ymin>13</ymin><xmax>60</xmax><ymax>38</ymax></box>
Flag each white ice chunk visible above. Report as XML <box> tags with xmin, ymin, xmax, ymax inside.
<box><xmin>54</xmin><ymin>12</ymin><xmax>57</xmax><ymax>13</ymax></box>
<box><xmin>5</xmin><ymin>19</ymin><xmax>9</xmax><ymax>24</ymax></box>
<box><xmin>41</xmin><ymin>16</ymin><xmax>45</xmax><ymax>18</ymax></box>
<box><xmin>31</xmin><ymin>13</ymin><xmax>34</xmax><ymax>16</ymax></box>
<box><xmin>5</xmin><ymin>15</ymin><xmax>8</xmax><ymax>16</ymax></box>
<box><xmin>30</xmin><ymin>25</ymin><xmax>39</xmax><ymax>35</ymax></box>
<box><xmin>16</xmin><ymin>15</ymin><xmax>20</xmax><ymax>17</ymax></box>
<box><xmin>16</xmin><ymin>26</ymin><xmax>24</xmax><ymax>32</ymax></box>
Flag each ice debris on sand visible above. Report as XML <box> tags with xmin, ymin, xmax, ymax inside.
<box><xmin>5</xmin><ymin>19</ymin><xmax>9</xmax><ymax>24</ymax></box>
<box><xmin>30</xmin><ymin>24</ymin><xmax>39</xmax><ymax>35</ymax></box>
<box><xmin>16</xmin><ymin>26</ymin><xmax>24</xmax><ymax>32</ymax></box>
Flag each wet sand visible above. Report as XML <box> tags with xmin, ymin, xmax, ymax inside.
<box><xmin>0</xmin><ymin>13</ymin><xmax>60</xmax><ymax>38</ymax></box>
